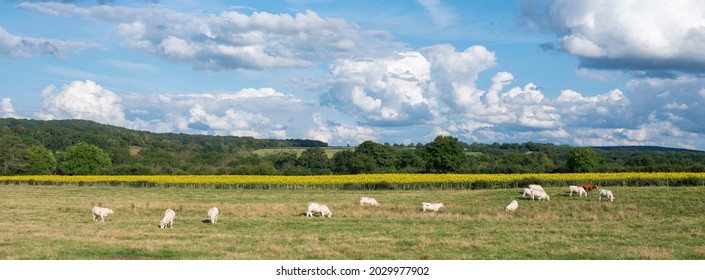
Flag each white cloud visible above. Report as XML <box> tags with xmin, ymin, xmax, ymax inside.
<box><xmin>21</xmin><ymin>2</ymin><xmax>400</xmax><ymax>70</ymax></box>
<box><xmin>187</xmin><ymin>104</ymin><xmax>286</xmax><ymax>138</ymax></box>
<box><xmin>521</xmin><ymin>0</ymin><xmax>705</xmax><ymax>72</ymax></box>
<box><xmin>320</xmin><ymin>44</ymin><xmax>639</xmax><ymax>144</ymax></box>
<box><xmin>1</xmin><ymin>98</ymin><xmax>21</xmax><ymax>118</ymax></box>
<box><xmin>321</xmin><ymin>51</ymin><xmax>433</xmax><ymax>125</ymax></box>
<box><xmin>626</xmin><ymin>75</ymin><xmax>705</xmax><ymax>134</ymax></box>
<box><xmin>35</xmin><ymin>80</ymin><xmax>129</xmax><ymax>127</ymax></box>
<box><xmin>159</xmin><ymin>36</ymin><xmax>196</xmax><ymax>58</ymax></box>
<box><xmin>307</xmin><ymin>114</ymin><xmax>376</xmax><ymax>145</ymax></box>
<box><xmin>0</xmin><ymin>26</ymin><xmax>95</xmax><ymax>59</ymax></box>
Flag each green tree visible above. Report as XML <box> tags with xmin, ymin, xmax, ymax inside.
<box><xmin>566</xmin><ymin>147</ymin><xmax>603</xmax><ymax>173</ymax></box>
<box><xmin>397</xmin><ymin>148</ymin><xmax>424</xmax><ymax>171</ymax></box>
<box><xmin>24</xmin><ymin>145</ymin><xmax>56</xmax><ymax>174</ymax></box>
<box><xmin>297</xmin><ymin>147</ymin><xmax>330</xmax><ymax>174</ymax></box>
<box><xmin>423</xmin><ymin>135</ymin><xmax>467</xmax><ymax>173</ymax></box>
<box><xmin>61</xmin><ymin>142</ymin><xmax>112</xmax><ymax>175</ymax></box>
<box><xmin>331</xmin><ymin>150</ymin><xmax>354</xmax><ymax>174</ymax></box>
<box><xmin>348</xmin><ymin>153</ymin><xmax>377</xmax><ymax>174</ymax></box>
<box><xmin>355</xmin><ymin>140</ymin><xmax>399</xmax><ymax>172</ymax></box>
<box><xmin>0</xmin><ymin>134</ymin><xmax>27</xmax><ymax>175</ymax></box>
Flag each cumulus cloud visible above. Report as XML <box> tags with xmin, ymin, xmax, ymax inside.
<box><xmin>187</xmin><ymin>104</ymin><xmax>286</xmax><ymax>138</ymax></box>
<box><xmin>321</xmin><ymin>51</ymin><xmax>434</xmax><ymax>126</ymax></box>
<box><xmin>20</xmin><ymin>2</ymin><xmax>400</xmax><ymax>70</ymax></box>
<box><xmin>625</xmin><ymin>75</ymin><xmax>705</xmax><ymax>134</ymax></box>
<box><xmin>0</xmin><ymin>26</ymin><xmax>95</xmax><ymax>59</ymax></box>
<box><xmin>307</xmin><ymin>113</ymin><xmax>376</xmax><ymax>145</ymax></box>
<box><xmin>1</xmin><ymin>98</ymin><xmax>21</xmax><ymax>118</ymax></box>
<box><xmin>319</xmin><ymin>43</ymin><xmax>642</xmax><ymax>145</ymax></box>
<box><xmin>519</xmin><ymin>0</ymin><xmax>705</xmax><ymax>73</ymax></box>
<box><xmin>29</xmin><ymin>80</ymin><xmax>316</xmax><ymax>140</ymax></box>
<box><xmin>35</xmin><ymin>80</ymin><xmax>128</xmax><ymax>126</ymax></box>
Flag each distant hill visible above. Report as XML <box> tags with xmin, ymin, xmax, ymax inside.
<box><xmin>0</xmin><ymin>118</ymin><xmax>327</xmax><ymax>152</ymax></box>
<box><xmin>590</xmin><ymin>146</ymin><xmax>703</xmax><ymax>153</ymax></box>
<box><xmin>0</xmin><ymin>118</ymin><xmax>329</xmax><ymax>175</ymax></box>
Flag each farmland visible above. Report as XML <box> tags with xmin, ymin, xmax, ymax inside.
<box><xmin>1</xmin><ymin>183</ymin><xmax>704</xmax><ymax>259</ymax></box>
<box><xmin>2</xmin><ymin>172</ymin><xmax>705</xmax><ymax>189</ymax></box>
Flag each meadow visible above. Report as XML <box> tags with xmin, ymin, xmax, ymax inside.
<box><xmin>1</xmin><ymin>184</ymin><xmax>704</xmax><ymax>260</ymax></box>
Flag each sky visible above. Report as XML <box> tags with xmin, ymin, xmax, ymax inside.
<box><xmin>2</xmin><ymin>0</ymin><xmax>705</xmax><ymax>150</ymax></box>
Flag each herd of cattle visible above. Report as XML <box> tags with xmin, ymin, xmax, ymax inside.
<box><xmin>505</xmin><ymin>183</ymin><xmax>614</xmax><ymax>212</ymax></box>
<box><xmin>90</xmin><ymin>183</ymin><xmax>614</xmax><ymax>224</ymax></box>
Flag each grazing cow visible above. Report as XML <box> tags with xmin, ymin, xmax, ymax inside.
<box><xmin>522</xmin><ymin>188</ymin><xmax>533</xmax><ymax>199</ymax></box>
<box><xmin>522</xmin><ymin>188</ymin><xmax>533</xmax><ymax>198</ymax></box>
<box><xmin>579</xmin><ymin>183</ymin><xmax>599</xmax><ymax>191</ymax></box>
<box><xmin>569</xmin><ymin>185</ymin><xmax>588</xmax><ymax>197</ymax></box>
<box><xmin>160</xmin><ymin>209</ymin><xmax>175</xmax><ymax>229</ymax></box>
<box><xmin>91</xmin><ymin>206</ymin><xmax>113</xmax><ymax>222</ymax></box>
<box><xmin>531</xmin><ymin>189</ymin><xmax>550</xmax><ymax>201</ymax></box>
<box><xmin>505</xmin><ymin>200</ymin><xmax>519</xmax><ymax>212</ymax></box>
<box><xmin>421</xmin><ymin>202</ymin><xmax>444</xmax><ymax>212</ymax></box>
<box><xmin>207</xmin><ymin>207</ymin><xmax>219</xmax><ymax>224</ymax></box>
<box><xmin>359</xmin><ymin>197</ymin><xmax>379</xmax><ymax>206</ymax></box>
<box><xmin>306</xmin><ymin>202</ymin><xmax>332</xmax><ymax>218</ymax></box>
<box><xmin>528</xmin><ymin>184</ymin><xmax>545</xmax><ymax>192</ymax></box>
<box><xmin>599</xmin><ymin>189</ymin><xmax>614</xmax><ymax>202</ymax></box>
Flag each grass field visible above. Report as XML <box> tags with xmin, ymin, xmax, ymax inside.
<box><xmin>1</xmin><ymin>184</ymin><xmax>704</xmax><ymax>260</ymax></box>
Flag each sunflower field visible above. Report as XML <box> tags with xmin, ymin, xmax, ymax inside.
<box><xmin>2</xmin><ymin>172</ymin><xmax>705</xmax><ymax>189</ymax></box>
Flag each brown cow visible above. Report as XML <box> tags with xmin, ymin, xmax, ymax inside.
<box><xmin>579</xmin><ymin>183</ymin><xmax>599</xmax><ymax>191</ymax></box>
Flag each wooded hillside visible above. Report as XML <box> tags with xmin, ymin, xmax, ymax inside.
<box><xmin>1</xmin><ymin>118</ymin><xmax>704</xmax><ymax>175</ymax></box>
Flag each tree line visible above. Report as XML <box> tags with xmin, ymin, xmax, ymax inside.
<box><xmin>2</xmin><ymin>118</ymin><xmax>705</xmax><ymax>175</ymax></box>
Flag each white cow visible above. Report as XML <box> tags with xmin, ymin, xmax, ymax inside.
<box><xmin>208</xmin><ymin>207</ymin><xmax>219</xmax><ymax>224</ymax></box>
<box><xmin>160</xmin><ymin>209</ymin><xmax>175</xmax><ymax>229</ymax></box>
<box><xmin>359</xmin><ymin>197</ymin><xmax>379</xmax><ymax>206</ymax></box>
<box><xmin>569</xmin><ymin>185</ymin><xmax>588</xmax><ymax>197</ymax></box>
<box><xmin>92</xmin><ymin>206</ymin><xmax>113</xmax><ymax>222</ymax></box>
<box><xmin>599</xmin><ymin>189</ymin><xmax>614</xmax><ymax>202</ymax></box>
<box><xmin>505</xmin><ymin>200</ymin><xmax>519</xmax><ymax>212</ymax></box>
<box><xmin>522</xmin><ymin>188</ymin><xmax>533</xmax><ymax>199</ymax></box>
<box><xmin>306</xmin><ymin>202</ymin><xmax>332</xmax><ymax>218</ymax></box>
<box><xmin>529</xmin><ymin>184</ymin><xmax>545</xmax><ymax>192</ymax></box>
<box><xmin>421</xmin><ymin>202</ymin><xmax>444</xmax><ymax>212</ymax></box>
<box><xmin>531</xmin><ymin>189</ymin><xmax>550</xmax><ymax>201</ymax></box>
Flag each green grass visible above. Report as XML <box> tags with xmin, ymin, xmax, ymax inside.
<box><xmin>1</xmin><ymin>184</ymin><xmax>704</xmax><ymax>259</ymax></box>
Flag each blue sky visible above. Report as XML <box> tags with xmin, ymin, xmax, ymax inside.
<box><xmin>2</xmin><ymin>0</ymin><xmax>705</xmax><ymax>150</ymax></box>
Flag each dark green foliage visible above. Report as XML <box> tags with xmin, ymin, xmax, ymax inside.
<box><xmin>331</xmin><ymin>150</ymin><xmax>354</xmax><ymax>174</ymax></box>
<box><xmin>0</xmin><ymin>134</ymin><xmax>27</xmax><ymax>175</ymax></box>
<box><xmin>296</xmin><ymin>147</ymin><xmax>330</xmax><ymax>174</ymax></box>
<box><xmin>567</xmin><ymin>147</ymin><xmax>603</xmax><ymax>173</ymax></box>
<box><xmin>61</xmin><ymin>142</ymin><xmax>112</xmax><ymax>175</ymax></box>
<box><xmin>24</xmin><ymin>145</ymin><xmax>56</xmax><ymax>174</ymax></box>
<box><xmin>354</xmin><ymin>141</ymin><xmax>399</xmax><ymax>172</ymax></box>
<box><xmin>348</xmin><ymin>153</ymin><xmax>377</xmax><ymax>174</ymax></box>
<box><xmin>423</xmin><ymin>135</ymin><xmax>467</xmax><ymax>173</ymax></box>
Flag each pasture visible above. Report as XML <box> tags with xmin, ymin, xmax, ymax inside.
<box><xmin>1</xmin><ymin>184</ymin><xmax>704</xmax><ymax>259</ymax></box>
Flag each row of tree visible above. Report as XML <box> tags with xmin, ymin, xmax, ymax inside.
<box><xmin>2</xmin><ymin>118</ymin><xmax>705</xmax><ymax>175</ymax></box>
<box><xmin>1</xmin><ymin>139</ymin><xmax>111</xmax><ymax>175</ymax></box>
